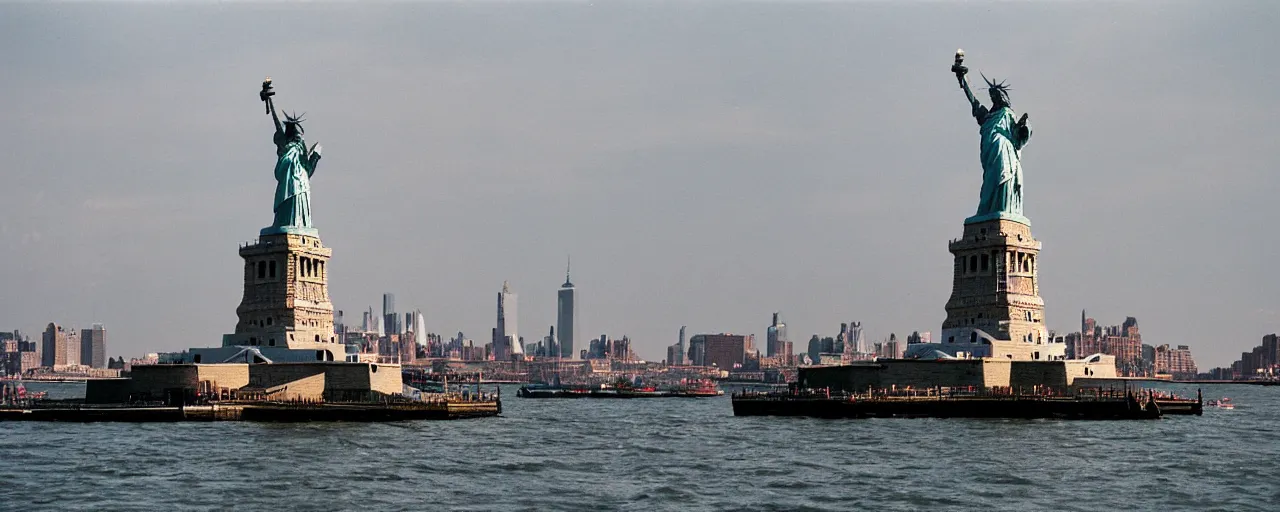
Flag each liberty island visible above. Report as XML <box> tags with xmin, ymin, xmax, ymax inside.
<box><xmin>732</xmin><ymin>52</ymin><xmax>1203</xmax><ymax>419</ymax></box>
<box><xmin>0</xmin><ymin>80</ymin><xmax>500</xmax><ymax>421</ymax></box>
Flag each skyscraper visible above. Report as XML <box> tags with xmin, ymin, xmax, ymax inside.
<box><xmin>382</xmin><ymin>293</ymin><xmax>400</xmax><ymax>335</ymax></box>
<box><xmin>679</xmin><ymin>326</ymin><xmax>686</xmax><ymax>365</ymax></box>
<box><xmin>557</xmin><ymin>258</ymin><xmax>576</xmax><ymax>359</ymax></box>
<box><xmin>41</xmin><ymin>323</ymin><xmax>67</xmax><ymax>368</ymax></box>
<box><xmin>766</xmin><ymin>313</ymin><xmax>787</xmax><ymax>357</ymax></box>
<box><xmin>495</xmin><ymin>281</ymin><xmax>522</xmax><ymax>359</ymax></box>
<box><xmin>80</xmin><ymin>324</ymin><xmax>106</xmax><ymax>369</ymax></box>
<box><xmin>414</xmin><ymin>310</ymin><xmax>426</xmax><ymax>346</ymax></box>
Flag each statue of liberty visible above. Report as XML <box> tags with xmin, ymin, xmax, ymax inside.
<box><xmin>259</xmin><ymin>78</ymin><xmax>321</xmax><ymax>235</ymax></box>
<box><xmin>951</xmin><ymin>51</ymin><xmax>1032</xmax><ymax>224</ymax></box>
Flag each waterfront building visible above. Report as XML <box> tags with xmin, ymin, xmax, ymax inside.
<box><xmin>1153</xmin><ymin>344</ymin><xmax>1197</xmax><ymax>379</ymax></box>
<box><xmin>494</xmin><ymin>281</ymin><xmax>522</xmax><ymax>360</ymax></box>
<box><xmin>80</xmin><ymin>324</ymin><xmax>107</xmax><ymax>369</ymax></box>
<box><xmin>697</xmin><ymin>333</ymin><xmax>750</xmax><ymax>370</ymax></box>
<box><xmin>1063</xmin><ymin>314</ymin><xmax>1150</xmax><ymax>376</ymax></box>
<box><xmin>557</xmin><ymin>259</ymin><xmax>576</xmax><ymax>359</ymax></box>
<box><xmin>1212</xmin><ymin>334</ymin><xmax>1276</xmax><ymax>379</ymax></box>
<box><xmin>1</xmin><ymin>336</ymin><xmax>21</xmax><ymax>376</ymax></box>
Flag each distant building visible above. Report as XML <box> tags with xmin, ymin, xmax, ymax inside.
<box><xmin>766</xmin><ymin>313</ymin><xmax>787</xmax><ymax>357</ymax></box>
<box><xmin>557</xmin><ymin>259</ymin><xmax>576</xmax><ymax>359</ymax></box>
<box><xmin>687</xmin><ymin>335</ymin><xmax>706</xmax><ymax>367</ymax></box>
<box><xmin>1213</xmin><ymin>334</ymin><xmax>1275</xmax><ymax>379</ymax></box>
<box><xmin>398</xmin><ymin>333</ymin><xmax>416</xmax><ymax>364</ymax></box>
<box><xmin>407</xmin><ymin>310</ymin><xmax>426</xmax><ymax>347</ymax></box>
<box><xmin>679</xmin><ymin>326</ymin><xmax>687</xmax><ymax>365</ymax></box>
<box><xmin>697</xmin><ymin>334</ymin><xmax>750</xmax><ymax>370</ymax></box>
<box><xmin>1153</xmin><ymin>344</ymin><xmax>1197</xmax><ymax>378</ymax></box>
<box><xmin>41</xmin><ymin>323</ymin><xmax>69</xmax><ymax>368</ymax></box>
<box><xmin>494</xmin><ymin>281</ymin><xmax>522</xmax><ymax>360</ymax></box>
<box><xmin>668</xmin><ymin>326</ymin><xmax>686</xmax><ymax>366</ymax></box>
<box><xmin>80</xmin><ymin>324</ymin><xmax>106</xmax><ymax>369</ymax></box>
<box><xmin>883</xmin><ymin>333</ymin><xmax>902</xmax><ymax>359</ymax></box>
<box><xmin>666</xmin><ymin>343</ymin><xmax>682</xmax><ymax>366</ymax></box>
<box><xmin>848</xmin><ymin>321</ymin><xmax>865</xmax><ymax>357</ymax></box>
<box><xmin>383</xmin><ymin>293</ymin><xmax>400</xmax><ymax>336</ymax></box>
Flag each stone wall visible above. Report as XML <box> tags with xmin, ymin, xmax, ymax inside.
<box><xmin>982</xmin><ymin>358</ymin><xmax>1012</xmax><ymax>387</ymax></box>
<box><xmin>798</xmin><ymin>358</ymin><xmax>1092</xmax><ymax>391</ymax></box>
<box><xmin>263</xmin><ymin>373</ymin><xmax>326</xmax><ymax>401</ymax></box>
<box><xmin>112</xmin><ymin>362</ymin><xmax>401</xmax><ymax>403</ymax></box>
<box><xmin>1008</xmin><ymin>361</ymin><xmax>1069</xmax><ymax>389</ymax></box>
<box><xmin>196</xmin><ymin>364</ymin><xmax>249</xmax><ymax>391</ymax></box>
<box><xmin>248</xmin><ymin>363</ymin><xmax>325</xmax><ymax>389</ymax></box>
<box><xmin>129</xmin><ymin>365</ymin><xmax>199</xmax><ymax>398</ymax></box>
<box><xmin>800</xmin><ymin>360</ymin><xmax>989</xmax><ymax>391</ymax></box>
<box><xmin>368</xmin><ymin>363</ymin><xmax>402</xmax><ymax>395</ymax></box>
<box><xmin>248</xmin><ymin>362</ymin><xmax>402</xmax><ymax>400</ymax></box>
<box><xmin>1064</xmin><ymin>355</ymin><xmax>1118</xmax><ymax>384</ymax></box>
<box><xmin>85</xmin><ymin>378</ymin><xmax>132</xmax><ymax>404</ymax></box>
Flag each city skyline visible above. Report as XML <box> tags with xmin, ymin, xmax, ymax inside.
<box><xmin>1</xmin><ymin>3</ymin><xmax>1277</xmax><ymax>367</ymax></box>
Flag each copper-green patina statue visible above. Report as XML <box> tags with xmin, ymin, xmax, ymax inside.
<box><xmin>260</xmin><ymin>78</ymin><xmax>321</xmax><ymax>236</ymax></box>
<box><xmin>952</xmin><ymin>51</ymin><xmax>1032</xmax><ymax>225</ymax></box>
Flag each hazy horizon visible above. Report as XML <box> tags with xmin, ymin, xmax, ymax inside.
<box><xmin>2</xmin><ymin>2</ymin><xmax>1277</xmax><ymax>368</ymax></box>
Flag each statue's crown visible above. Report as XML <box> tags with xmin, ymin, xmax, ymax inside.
<box><xmin>981</xmin><ymin>73</ymin><xmax>1011</xmax><ymax>93</ymax></box>
<box><xmin>283</xmin><ymin>111</ymin><xmax>306</xmax><ymax>125</ymax></box>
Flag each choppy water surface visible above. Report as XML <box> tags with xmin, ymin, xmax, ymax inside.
<box><xmin>1</xmin><ymin>382</ymin><xmax>1277</xmax><ymax>511</ymax></box>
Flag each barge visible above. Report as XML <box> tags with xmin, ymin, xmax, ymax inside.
<box><xmin>732</xmin><ymin>387</ymin><xmax>1201</xmax><ymax>420</ymax></box>
<box><xmin>0</xmin><ymin>394</ymin><xmax>501</xmax><ymax>422</ymax></box>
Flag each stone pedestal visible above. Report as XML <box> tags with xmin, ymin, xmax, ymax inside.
<box><xmin>939</xmin><ymin>218</ymin><xmax>1058</xmax><ymax>360</ymax></box>
<box><xmin>227</xmin><ymin>232</ymin><xmax>337</xmax><ymax>354</ymax></box>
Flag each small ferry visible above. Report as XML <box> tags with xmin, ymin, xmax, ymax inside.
<box><xmin>1206</xmin><ymin>397</ymin><xmax>1234</xmax><ymax>410</ymax></box>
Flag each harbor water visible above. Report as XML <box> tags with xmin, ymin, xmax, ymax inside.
<box><xmin>1</xmin><ymin>382</ymin><xmax>1276</xmax><ymax>511</ymax></box>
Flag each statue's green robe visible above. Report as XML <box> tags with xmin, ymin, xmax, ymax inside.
<box><xmin>272</xmin><ymin>133</ymin><xmax>320</xmax><ymax>228</ymax></box>
<box><xmin>975</xmin><ymin>106</ymin><xmax>1030</xmax><ymax>217</ymax></box>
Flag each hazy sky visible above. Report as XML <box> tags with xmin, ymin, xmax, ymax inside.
<box><xmin>1</xmin><ymin>2</ymin><xmax>1277</xmax><ymax>368</ymax></box>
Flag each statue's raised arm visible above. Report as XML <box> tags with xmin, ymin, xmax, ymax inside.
<box><xmin>261</xmin><ymin>78</ymin><xmax>283</xmax><ymax>138</ymax></box>
<box><xmin>950</xmin><ymin>51</ymin><xmax>1032</xmax><ymax>225</ymax></box>
<box><xmin>952</xmin><ymin>50</ymin><xmax>988</xmax><ymax>124</ymax></box>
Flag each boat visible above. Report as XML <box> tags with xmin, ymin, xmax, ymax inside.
<box><xmin>666</xmin><ymin>379</ymin><xmax>724</xmax><ymax>398</ymax></box>
<box><xmin>516</xmin><ymin>379</ymin><xmax>722</xmax><ymax>399</ymax></box>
